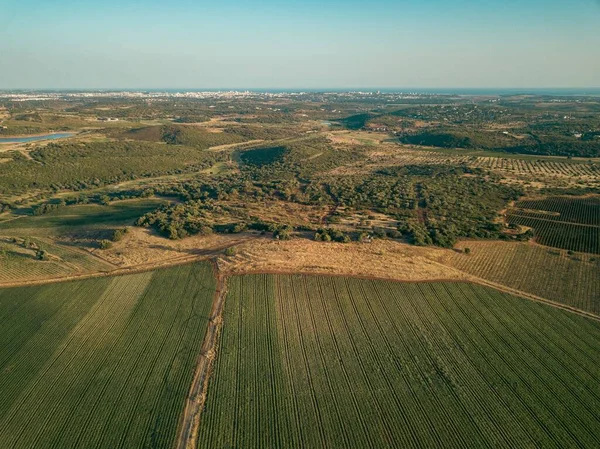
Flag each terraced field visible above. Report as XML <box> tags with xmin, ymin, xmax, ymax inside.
<box><xmin>0</xmin><ymin>263</ymin><xmax>215</xmax><ymax>449</ymax></box>
<box><xmin>199</xmin><ymin>274</ymin><xmax>600</xmax><ymax>448</ymax></box>
<box><xmin>507</xmin><ymin>196</ymin><xmax>600</xmax><ymax>254</ymax></box>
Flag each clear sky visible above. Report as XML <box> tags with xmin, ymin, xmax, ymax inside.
<box><xmin>1</xmin><ymin>0</ymin><xmax>599</xmax><ymax>89</ymax></box>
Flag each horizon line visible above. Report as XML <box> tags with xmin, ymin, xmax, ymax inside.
<box><xmin>2</xmin><ymin>87</ymin><xmax>600</xmax><ymax>91</ymax></box>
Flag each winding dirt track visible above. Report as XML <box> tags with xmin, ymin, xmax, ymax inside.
<box><xmin>174</xmin><ymin>265</ymin><xmax>228</xmax><ymax>449</ymax></box>
<box><xmin>0</xmin><ymin>237</ymin><xmax>255</xmax><ymax>289</ymax></box>
<box><xmin>2</xmin><ymin>237</ymin><xmax>599</xmax><ymax>449</ymax></box>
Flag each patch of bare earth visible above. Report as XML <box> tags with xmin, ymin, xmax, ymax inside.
<box><xmin>96</xmin><ymin>227</ymin><xmax>252</xmax><ymax>267</ymax></box>
<box><xmin>217</xmin><ymin>238</ymin><xmax>467</xmax><ymax>282</ymax></box>
<box><xmin>242</xmin><ymin>201</ymin><xmax>330</xmax><ymax>228</ymax></box>
<box><xmin>208</xmin><ymin>139</ymin><xmax>264</xmax><ymax>152</ymax></box>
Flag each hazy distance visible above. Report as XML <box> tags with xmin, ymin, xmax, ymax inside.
<box><xmin>1</xmin><ymin>0</ymin><xmax>599</xmax><ymax>89</ymax></box>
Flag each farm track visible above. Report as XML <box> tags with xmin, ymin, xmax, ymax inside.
<box><xmin>2</xmin><ymin>235</ymin><xmax>598</xmax><ymax>323</ymax></box>
<box><xmin>197</xmin><ymin>275</ymin><xmax>600</xmax><ymax>448</ymax></box>
<box><xmin>507</xmin><ymin>213</ymin><xmax>600</xmax><ymax>228</ymax></box>
<box><xmin>174</xmin><ymin>264</ymin><xmax>227</xmax><ymax>449</ymax></box>
<box><xmin>0</xmin><ymin>236</ymin><xmax>255</xmax><ymax>289</ymax></box>
<box><xmin>0</xmin><ymin>263</ymin><xmax>217</xmax><ymax>449</ymax></box>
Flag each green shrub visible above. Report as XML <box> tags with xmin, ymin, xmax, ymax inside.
<box><xmin>99</xmin><ymin>239</ymin><xmax>113</xmax><ymax>249</ymax></box>
<box><xmin>111</xmin><ymin>228</ymin><xmax>129</xmax><ymax>242</ymax></box>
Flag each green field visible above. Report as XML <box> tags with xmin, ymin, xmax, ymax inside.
<box><xmin>446</xmin><ymin>241</ymin><xmax>600</xmax><ymax>314</ymax></box>
<box><xmin>507</xmin><ymin>197</ymin><xmax>600</xmax><ymax>254</ymax></box>
<box><xmin>199</xmin><ymin>274</ymin><xmax>600</xmax><ymax>448</ymax></box>
<box><xmin>0</xmin><ymin>263</ymin><xmax>215</xmax><ymax>449</ymax></box>
<box><xmin>0</xmin><ymin>199</ymin><xmax>165</xmax><ymax>234</ymax></box>
<box><xmin>0</xmin><ymin>237</ymin><xmax>114</xmax><ymax>284</ymax></box>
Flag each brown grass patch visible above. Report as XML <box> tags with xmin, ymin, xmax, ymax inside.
<box><xmin>218</xmin><ymin>238</ymin><xmax>465</xmax><ymax>282</ymax></box>
<box><xmin>96</xmin><ymin>227</ymin><xmax>247</xmax><ymax>267</ymax></box>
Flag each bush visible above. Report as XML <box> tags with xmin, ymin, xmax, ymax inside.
<box><xmin>36</xmin><ymin>249</ymin><xmax>49</xmax><ymax>261</ymax></box>
<box><xmin>273</xmin><ymin>225</ymin><xmax>293</xmax><ymax>240</ymax></box>
<box><xmin>99</xmin><ymin>239</ymin><xmax>113</xmax><ymax>250</ymax></box>
<box><xmin>314</xmin><ymin>228</ymin><xmax>351</xmax><ymax>243</ymax></box>
<box><xmin>111</xmin><ymin>228</ymin><xmax>129</xmax><ymax>242</ymax></box>
<box><xmin>464</xmin><ymin>247</ymin><xmax>471</xmax><ymax>255</ymax></box>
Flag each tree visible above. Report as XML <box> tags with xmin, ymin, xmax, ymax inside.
<box><xmin>99</xmin><ymin>239</ymin><xmax>113</xmax><ymax>250</ymax></box>
<box><xmin>36</xmin><ymin>249</ymin><xmax>49</xmax><ymax>261</ymax></box>
<box><xmin>111</xmin><ymin>228</ymin><xmax>129</xmax><ymax>242</ymax></box>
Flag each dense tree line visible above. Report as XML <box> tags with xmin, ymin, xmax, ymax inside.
<box><xmin>133</xmin><ymin>163</ymin><xmax>522</xmax><ymax>248</ymax></box>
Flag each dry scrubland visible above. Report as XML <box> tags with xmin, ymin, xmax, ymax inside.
<box><xmin>0</xmin><ymin>263</ymin><xmax>215</xmax><ymax>449</ymax></box>
<box><xmin>199</xmin><ymin>274</ymin><xmax>600</xmax><ymax>448</ymax></box>
<box><xmin>219</xmin><ymin>238</ymin><xmax>466</xmax><ymax>282</ymax></box>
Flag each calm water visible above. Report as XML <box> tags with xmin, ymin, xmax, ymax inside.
<box><xmin>0</xmin><ymin>132</ymin><xmax>75</xmax><ymax>144</ymax></box>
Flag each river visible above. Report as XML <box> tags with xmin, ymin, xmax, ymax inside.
<box><xmin>0</xmin><ymin>132</ymin><xmax>76</xmax><ymax>144</ymax></box>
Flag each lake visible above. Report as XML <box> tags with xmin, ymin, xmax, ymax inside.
<box><xmin>0</xmin><ymin>132</ymin><xmax>76</xmax><ymax>144</ymax></box>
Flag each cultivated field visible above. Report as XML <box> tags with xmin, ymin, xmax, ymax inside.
<box><xmin>506</xmin><ymin>196</ymin><xmax>600</xmax><ymax>254</ymax></box>
<box><xmin>0</xmin><ymin>199</ymin><xmax>166</xmax><ymax>235</ymax></box>
<box><xmin>444</xmin><ymin>240</ymin><xmax>600</xmax><ymax>314</ymax></box>
<box><xmin>327</xmin><ymin>139</ymin><xmax>600</xmax><ymax>189</ymax></box>
<box><xmin>198</xmin><ymin>274</ymin><xmax>600</xmax><ymax>448</ymax></box>
<box><xmin>0</xmin><ymin>237</ymin><xmax>114</xmax><ymax>284</ymax></box>
<box><xmin>0</xmin><ymin>263</ymin><xmax>215</xmax><ymax>449</ymax></box>
<box><xmin>513</xmin><ymin>196</ymin><xmax>600</xmax><ymax>225</ymax></box>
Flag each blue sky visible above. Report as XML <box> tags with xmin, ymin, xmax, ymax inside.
<box><xmin>1</xmin><ymin>0</ymin><xmax>599</xmax><ymax>88</ymax></box>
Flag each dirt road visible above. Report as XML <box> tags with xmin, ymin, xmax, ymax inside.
<box><xmin>174</xmin><ymin>265</ymin><xmax>227</xmax><ymax>449</ymax></box>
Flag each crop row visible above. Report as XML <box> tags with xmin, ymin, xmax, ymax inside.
<box><xmin>513</xmin><ymin>196</ymin><xmax>600</xmax><ymax>226</ymax></box>
<box><xmin>448</xmin><ymin>241</ymin><xmax>599</xmax><ymax>314</ymax></box>
<box><xmin>0</xmin><ymin>258</ymin><xmax>73</xmax><ymax>283</ymax></box>
<box><xmin>0</xmin><ymin>263</ymin><xmax>215</xmax><ymax>449</ymax></box>
<box><xmin>472</xmin><ymin>157</ymin><xmax>598</xmax><ymax>176</ymax></box>
<box><xmin>198</xmin><ymin>274</ymin><xmax>600</xmax><ymax>448</ymax></box>
<box><xmin>386</xmin><ymin>151</ymin><xmax>594</xmax><ymax>179</ymax></box>
<box><xmin>506</xmin><ymin>214</ymin><xmax>600</xmax><ymax>254</ymax></box>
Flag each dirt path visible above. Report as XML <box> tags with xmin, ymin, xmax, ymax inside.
<box><xmin>174</xmin><ymin>264</ymin><xmax>227</xmax><ymax>449</ymax></box>
<box><xmin>464</xmin><ymin>274</ymin><xmax>600</xmax><ymax>323</ymax></box>
<box><xmin>208</xmin><ymin>139</ymin><xmax>264</xmax><ymax>152</ymax></box>
<box><xmin>0</xmin><ymin>236</ymin><xmax>255</xmax><ymax>288</ymax></box>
